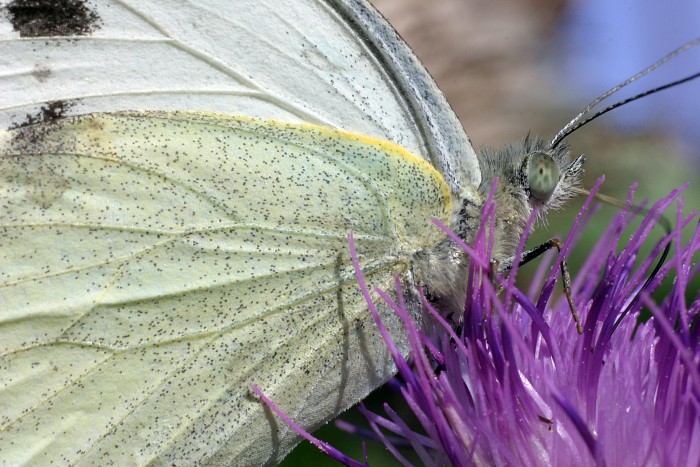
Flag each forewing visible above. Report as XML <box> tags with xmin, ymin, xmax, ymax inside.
<box><xmin>0</xmin><ymin>112</ymin><xmax>452</xmax><ymax>464</ymax></box>
<box><xmin>0</xmin><ymin>0</ymin><xmax>479</xmax><ymax>194</ymax></box>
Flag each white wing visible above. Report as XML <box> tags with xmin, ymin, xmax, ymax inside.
<box><xmin>0</xmin><ymin>0</ymin><xmax>474</xmax><ymax>464</ymax></box>
<box><xmin>0</xmin><ymin>112</ymin><xmax>453</xmax><ymax>464</ymax></box>
<box><xmin>0</xmin><ymin>0</ymin><xmax>479</xmax><ymax>193</ymax></box>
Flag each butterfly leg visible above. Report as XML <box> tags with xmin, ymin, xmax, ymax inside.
<box><xmin>497</xmin><ymin>238</ymin><xmax>582</xmax><ymax>334</ymax></box>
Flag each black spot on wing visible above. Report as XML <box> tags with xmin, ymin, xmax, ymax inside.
<box><xmin>10</xmin><ymin>100</ymin><xmax>74</xmax><ymax>130</ymax></box>
<box><xmin>7</xmin><ymin>0</ymin><xmax>101</xmax><ymax>37</ymax></box>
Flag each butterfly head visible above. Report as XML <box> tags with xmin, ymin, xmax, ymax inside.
<box><xmin>472</xmin><ymin>136</ymin><xmax>584</xmax><ymax>258</ymax></box>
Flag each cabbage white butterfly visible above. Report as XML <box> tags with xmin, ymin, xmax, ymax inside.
<box><xmin>0</xmin><ymin>1</ymin><xmax>689</xmax><ymax>465</ymax></box>
<box><xmin>0</xmin><ymin>2</ymin><xmax>483</xmax><ymax>464</ymax></box>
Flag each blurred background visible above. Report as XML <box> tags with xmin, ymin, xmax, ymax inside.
<box><xmin>283</xmin><ymin>0</ymin><xmax>699</xmax><ymax>464</ymax></box>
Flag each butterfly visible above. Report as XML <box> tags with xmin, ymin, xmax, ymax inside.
<box><xmin>7</xmin><ymin>0</ymin><xmax>691</xmax><ymax>464</ymax></box>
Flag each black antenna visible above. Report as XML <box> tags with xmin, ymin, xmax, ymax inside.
<box><xmin>554</xmin><ymin>71</ymin><xmax>700</xmax><ymax>148</ymax></box>
<box><xmin>551</xmin><ymin>37</ymin><xmax>700</xmax><ymax>149</ymax></box>
<box><xmin>555</xmin><ymin>36</ymin><xmax>699</xmax><ymax>335</ymax></box>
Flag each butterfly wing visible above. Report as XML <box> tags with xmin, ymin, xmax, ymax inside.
<box><xmin>0</xmin><ymin>0</ymin><xmax>477</xmax><ymax>463</ymax></box>
<box><xmin>0</xmin><ymin>0</ymin><xmax>479</xmax><ymax>194</ymax></box>
<box><xmin>0</xmin><ymin>111</ymin><xmax>452</xmax><ymax>464</ymax></box>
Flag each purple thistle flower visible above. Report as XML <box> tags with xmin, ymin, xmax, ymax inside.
<box><xmin>259</xmin><ymin>180</ymin><xmax>700</xmax><ymax>466</ymax></box>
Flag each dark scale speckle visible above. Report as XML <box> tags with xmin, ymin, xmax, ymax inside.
<box><xmin>31</xmin><ymin>65</ymin><xmax>52</xmax><ymax>82</ymax></box>
<box><xmin>9</xmin><ymin>100</ymin><xmax>74</xmax><ymax>135</ymax></box>
<box><xmin>7</xmin><ymin>0</ymin><xmax>101</xmax><ymax>37</ymax></box>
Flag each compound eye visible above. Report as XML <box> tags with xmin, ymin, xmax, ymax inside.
<box><xmin>527</xmin><ymin>152</ymin><xmax>560</xmax><ymax>202</ymax></box>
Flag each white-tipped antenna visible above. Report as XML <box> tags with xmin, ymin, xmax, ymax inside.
<box><xmin>550</xmin><ymin>37</ymin><xmax>700</xmax><ymax>149</ymax></box>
